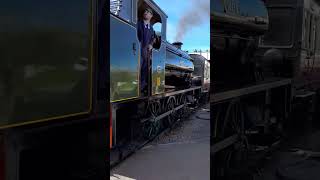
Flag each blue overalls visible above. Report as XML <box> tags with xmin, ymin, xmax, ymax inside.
<box><xmin>137</xmin><ymin>21</ymin><xmax>154</xmax><ymax>95</ymax></box>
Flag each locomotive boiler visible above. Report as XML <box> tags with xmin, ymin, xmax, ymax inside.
<box><xmin>211</xmin><ymin>0</ymin><xmax>269</xmax><ymax>91</ymax></box>
<box><xmin>165</xmin><ymin>42</ymin><xmax>194</xmax><ymax>89</ymax></box>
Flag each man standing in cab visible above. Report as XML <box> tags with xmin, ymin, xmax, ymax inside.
<box><xmin>137</xmin><ymin>7</ymin><xmax>155</xmax><ymax>96</ymax></box>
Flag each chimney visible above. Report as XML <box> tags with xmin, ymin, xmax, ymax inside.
<box><xmin>172</xmin><ymin>42</ymin><xmax>183</xmax><ymax>49</ymax></box>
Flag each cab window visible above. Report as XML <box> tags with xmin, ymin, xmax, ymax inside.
<box><xmin>153</xmin><ymin>22</ymin><xmax>162</xmax><ymax>49</ymax></box>
<box><xmin>260</xmin><ymin>8</ymin><xmax>294</xmax><ymax>46</ymax></box>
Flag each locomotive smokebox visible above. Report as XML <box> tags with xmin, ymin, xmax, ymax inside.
<box><xmin>172</xmin><ymin>42</ymin><xmax>183</xmax><ymax>49</ymax></box>
<box><xmin>261</xmin><ymin>48</ymin><xmax>284</xmax><ymax>76</ymax></box>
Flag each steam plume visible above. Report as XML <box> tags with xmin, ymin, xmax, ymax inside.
<box><xmin>175</xmin><ymin>0</ymin><xmax>209</xmax><ymax>42</ymax></box>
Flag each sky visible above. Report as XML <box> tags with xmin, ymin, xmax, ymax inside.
<box><xmin>153</xmin><ymin>0</ymin><xmax>210</xmax><ymax>52</ymax></box>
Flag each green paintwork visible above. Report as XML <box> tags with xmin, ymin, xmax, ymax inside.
<box><xmin>110</xmin><ymin>15</ymin><xmax>140</xmax><ymax>102</ymax></box>
<box><xmin>152</xmin><ymin>44</ymin><xmax>166</xmax><ymax>95</ymax></box>
<box><xmin>148</xmin><ymin>2</ymin><xmax>167</xmax><ymax>95</ymax></box>
<box><xmin>0</xmin><ymin>0</ymin><xmax>92</xmax><ymax>128</ymax></box>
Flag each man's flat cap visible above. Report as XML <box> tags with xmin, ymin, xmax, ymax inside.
<box><xmin>145</xmin><ymin>8</ymin><xmax>153</xmax><ymax>15</ymax></box>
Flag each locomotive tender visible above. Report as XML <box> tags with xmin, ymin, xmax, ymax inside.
<box><xmin>190</xmin><ymin>53</ymin><xmax>211</xmax><ymax>93</ymax></box>
<box><xmin>110</xmin><ymin>0</ymin><xmax>209</xmax><ymax>165</ymax></box>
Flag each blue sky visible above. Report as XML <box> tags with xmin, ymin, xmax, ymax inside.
<box><xmin>153</xmin><ymin>0</ymin><xmax>210</xmax><ymax>52</ymax></box>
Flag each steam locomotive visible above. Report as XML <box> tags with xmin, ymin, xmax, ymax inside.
<box><xmin>211</xmin><ymin>0</ymin><xmax>320</xmax><ymax>178</ymax></box>
<box><xmin>110</xmin><ymin>0</ymin><xmax>210</xmax><ymax>165</ymax></box>
<box><xmin>0</xmin><ymin>0</ymin><xmax>210</xmax><ymax>178</ymax></box>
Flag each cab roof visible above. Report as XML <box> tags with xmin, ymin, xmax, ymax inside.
<box><xmin>146</xmin><ymin>0</ymin><xmax>168</xmax><ymax>18</ymax></box>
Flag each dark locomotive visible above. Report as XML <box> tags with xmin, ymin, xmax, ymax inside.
<box><xmin>211</xmin><ymin>0</ymin><xmax>320</xmax><ymax>179</ymax></box>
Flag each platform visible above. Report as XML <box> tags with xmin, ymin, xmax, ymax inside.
<box><xmin>110</xmin><ymin>104</ymin><xmax>210</xmax><ymax>180</ymax></box>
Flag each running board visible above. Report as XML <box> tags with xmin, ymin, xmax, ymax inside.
<box><xmin>211</xmin><ymin>134</ymin><xmax>238</xmax><ymax>154</ymax></box>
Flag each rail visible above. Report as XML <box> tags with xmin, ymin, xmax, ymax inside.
<box><xmin>211</xmin><ymin>78</ymin><xmax>292</xmax><ymax>103</ymax></box>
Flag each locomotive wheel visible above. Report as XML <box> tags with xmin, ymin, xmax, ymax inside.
<box><xmin>216</xmin><ymin>99</ymin><xmax>250</xmax><ymax>179</ymax></box>
<box><xmin>177</xmin><ymin>94</ymin><xmax>188</xmax><ymax>118</ymax></box>
<box><xmin>142</xmin><ymin>100</ymin><xmax>161</xmax><ymax>139</ymax></box>
<box><xmin>222</xmin><ymin>99</ymin><xmax>245</xmax><ymax>137</ymax></box>
<box><xmin>142</xmin><ymin>120</ymin><xmax>161</xmax><ymax>139</ymax></box>
<box><xmin>165</xmin><ymin>97</ymin><xmax>176</xmax><ymax>127</ymax></box>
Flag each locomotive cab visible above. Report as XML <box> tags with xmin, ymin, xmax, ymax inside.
<box><xmin>137</xmin><ymin>0</ymin><xmax>166</xmax><ymax>96</ymax></box>
<box><xmin>137</xmin><ymin>1</ymin><xmax>163</xmax><ymax>50</ymax></box>
<box><xmin>110</xmin><ymin>0</ymin><xmax>167</xmax><ymax>102</ymax></box>
<box><xmin>257</xmin><ymin>0</ymin><xmax>320</xmax><ymax>91</ymax></box>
